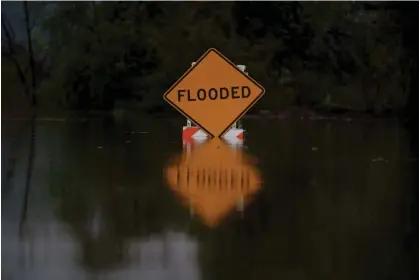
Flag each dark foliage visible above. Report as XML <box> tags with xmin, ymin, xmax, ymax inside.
<box><xmin>2</xmin><ymin>1</ymin><xmax>418</xmax><ymax>117</ymax></box>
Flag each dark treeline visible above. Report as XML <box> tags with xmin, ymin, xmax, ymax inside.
<box><xmin>2</xmin><ymin>1</ymin><xmax>419</xmax><ymax>118</ymax></box>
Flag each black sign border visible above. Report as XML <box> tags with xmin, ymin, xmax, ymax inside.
<box><xmin>163</xmin><ymin>48</ymin><xmax>266</xmax><ymax>138</ymax></box>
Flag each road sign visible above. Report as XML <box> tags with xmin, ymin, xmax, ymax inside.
<box><xmin>163</xmin><ymin>48</ymin><xmax>265</xmax><ymax>138</ymax></box>
<box><xmin>165</xmin><ymin>139</ymin><xmax>262</xmax><ymax>227</ymax></box>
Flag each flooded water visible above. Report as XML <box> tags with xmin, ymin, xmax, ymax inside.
<box><xmin>2</xmin><ymin>117</ymin><xmax>418</xmax><ymax>280</ymax></box>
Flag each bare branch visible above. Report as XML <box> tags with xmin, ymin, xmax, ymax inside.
<box><xmin>24</xmin><ymin>0</ymin><xmax>37</xmax><ymax>106</ymax></box>
<box><xmin>1</xmin><ymin>13</ymin><xmax>16</xmax><ymax>42</ymax></box>
<box><xmin>1</xmin><ymin>15</ymin><xmax>29</xmax><ymax>96</ymax></box>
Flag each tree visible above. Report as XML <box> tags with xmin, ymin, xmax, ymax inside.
<box><xmin>41</xmin><ymin>2</ymin><xmax>158</xmax><ymax>110</ymax></box>
<box><xmin>3</xmin><ymin>1</ymin><xmax>414</xmax><ymax>114</ymax></box>
<box><xmin>1</xmin><ymin>1</ymin><xmax>51</xmax><ymax>108</ymax></box>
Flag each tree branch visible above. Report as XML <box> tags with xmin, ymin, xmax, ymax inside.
<box><xmin>24</xmin><ymin>0</ymin><xmax>37</xmax><ymax>106</ymax></box>
<box><xmin>1</xmin><ymin>15</ymin><xmax>30</xmax><ymax>97</ymax></box>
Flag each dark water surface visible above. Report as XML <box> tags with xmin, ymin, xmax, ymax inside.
<box><xmin>2</xmin><ymin>117</ymin><xmax>418</xmax><ymax>280</ymax></box>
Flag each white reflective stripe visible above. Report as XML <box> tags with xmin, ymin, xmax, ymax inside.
<box><xmin>223</xmin><ymin>128</ymin><xmax>244</xmax><ymax>140</ymax></box>
<box><xmin>237</xmin><ymin>65</ymin><xmax>246</xmax><ymax>72</ymax></box>
<box><xmin>191</xmin><ymin>130</ymin><xmax>208</xmax><ymax>139</ymax></box>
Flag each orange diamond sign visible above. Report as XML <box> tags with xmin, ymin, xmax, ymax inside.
<box><xmin>163</xmin><ymin>48</ymin><xmax>265</xmax><ymax>138</ymax></box>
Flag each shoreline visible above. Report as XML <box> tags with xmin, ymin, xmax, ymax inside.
<box><xmin>1</xmin><ymin>108</ymin><xmax>408</xmax><ymax>122</ymax></box>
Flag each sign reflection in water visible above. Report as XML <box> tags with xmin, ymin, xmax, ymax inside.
<box><xmin>165</xmin><ymin>138</ymin><xmax>263</xmax><ymax>227</ymax></box>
